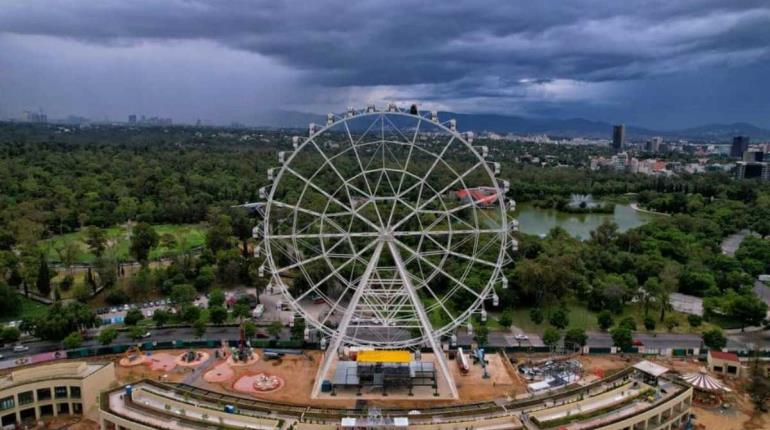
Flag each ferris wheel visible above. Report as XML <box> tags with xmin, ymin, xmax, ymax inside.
<box><xmin>256</xmin><ymin>104</ymin><xmax>517</xmax><ymax>397</ymax></box>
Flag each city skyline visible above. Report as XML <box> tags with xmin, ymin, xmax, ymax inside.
<box><xmin>1</xmin><ymin>1</ymin><xmax>770</xmax><ymax>129</ymax></box>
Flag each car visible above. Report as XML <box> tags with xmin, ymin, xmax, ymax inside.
<box><xmin>0</xmin><ymin>354</ymin><xmax>4</xmax><ymax>360</ymax></box>
<box><xmin>110</xmin><ymin>307</ymin><xmax>118</xmax><ymax>313</ymax></box>
<box><xmin>122</xmin><ymin>304</ymin><xmax>130</xmax><ymax>311</ymax></box>
<box><xmin>13</xmin><ymin>345</ymin><xmax>29</xmax><ymax>353</ymax></box>
<box><xmin>514</xmin><ymin>334</ymin><xmax>529</xmax><ymax>341</ymax></box>
<box><xmin>140</xmin><ymin>331</ymin><xmax>151</xmax><ymax>339</ymax></box>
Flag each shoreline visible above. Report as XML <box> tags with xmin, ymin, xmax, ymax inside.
<box><xmin>629</xmin><ymin>202</ymin><xmax>670</xmax><ymax>216</ymax></box>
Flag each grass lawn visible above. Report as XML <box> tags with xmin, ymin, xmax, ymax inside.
<box><xmin>491</xmin><ymin>299</ymin><xmax>716</xmax><ymax>335</ymax></box>
<box><xmin>1</xmin><ymin>296</ymin><xmax>49</xmax><ymax>323</ymax></box>
<box><xmin>41</xmin><ymin>223</ymin><xmax>207</xmax><ymax>264</ymax></box>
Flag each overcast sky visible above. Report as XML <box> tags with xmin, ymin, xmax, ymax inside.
<box><xmin>1</xmin><ymin>0</ymin><xmax>770</xmax><ymax>129</ymax></box>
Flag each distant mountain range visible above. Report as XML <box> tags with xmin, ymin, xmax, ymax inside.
<box><xmin>253</xmin><ymin>110</ymin><xmax>770</xmax><ymax>141</ymax></box>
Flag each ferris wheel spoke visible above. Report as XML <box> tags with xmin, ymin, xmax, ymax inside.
<box><xmin>288</xmin><ymin>239</ymin><xmax>380</xmax><ymax>307</ymax></box>
<box><xmin>387</xmin><ymin>118</ymin><xmax>420</xmax><ymax>227</ymax></box>
<box><xmin>308</xmin><ymin>138</ymin><xmax>372</xmax><ymax>200</ymax></box>
<box><xmin>392</xmin><ymin>160</ymin><xmax>485</xmax><ymax>232</ymax></box>
<box><xmin>285</xmin><ymin>166</ymin><xmax>382</xmax><ymax>232</ymax></box>
<box><xmin>269</xmin><ymin>231</ymin><xmax>380</xmax><ymax>240</ymax></box>
<box><xmin>393</xmin><ymin>238</ymin><xmax>484</xmax><ymax>301</ymax></box>
<box><xmin>422</xmin><ymin>234</ymin><xmax>498</xmax><ymax>268</ymax></box>
<box><xmin>395</xmin><ymin>136</ymin><xmax>455</xmax><ymax>202</ymax></box>
<box><xmin>345</xmin><ymin>121</ymin><xmax>386</xmax><ymax>226</ymax></box>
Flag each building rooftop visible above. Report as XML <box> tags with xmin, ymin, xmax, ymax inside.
<box><xmin>0</xmin><ymin>361</ymin><xmax>110</xmax><ymax>389</ymax></box>
<box><xmin>633</xmin><ymin>360</ymin><xmax>669</xmax><ymax>378</ymax></box>
<box><xmin>708</xmin><ymin>350</ymin><xmax>740</xmax><ymax>362</ymax></box>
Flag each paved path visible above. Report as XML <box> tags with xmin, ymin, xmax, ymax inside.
<box><xmin>720</xmin><ymin>229</ymin><xmax>757</xmax><ymax>256</ymax></box>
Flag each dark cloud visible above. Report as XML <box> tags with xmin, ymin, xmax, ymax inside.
<box><xmin>1</xmin><ymin>0</ymin><xmax>770</xmax><ymax>127</ymax></box>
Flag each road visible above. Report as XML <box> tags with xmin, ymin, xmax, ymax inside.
<box><xmin>720</xmin><ymin>229</ymin><xmax>757</xmax><ymax>256</ymax></box>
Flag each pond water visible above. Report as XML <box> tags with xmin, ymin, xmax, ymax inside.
<box><xmin>512</xmin><ymin>202</ymin><xmax>657</xmax><ymax>240</ymax></box>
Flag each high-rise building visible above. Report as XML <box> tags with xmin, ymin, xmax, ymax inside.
<box><xmin>731</xmin><ymin>136</ymin><xmax>749</xmax><ymax>158</ymax></box>
<box><xmin>743</xmin><ymin>150</ymin><xmax>764</xmax><ymax>162</ymax></box>
<box><xmin>612</xmin><ymin>124</ymin><xmax>625</xmax><ymax>154</ymax></box>
<box><xmin>646</xmin><ymin>136</ymin><xmax>662</xmax><ymax>153</ymax></box>
<box><xmin>128</xmin><ymin>114</ymin><xmax>137</xmax><ymax>124</ymax></box>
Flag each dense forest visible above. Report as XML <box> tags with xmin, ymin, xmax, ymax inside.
<box><xmin>0</xmin><ymin>122</ymin><xmax>768</xmax><ymax>347</ymax></box>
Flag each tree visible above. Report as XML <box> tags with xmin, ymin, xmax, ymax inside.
<box><xmin>55</xmin><ymin>242</ymin><xmax>80</xmax><ymax>276</ymax></box>
<box><xmin>130</xmin><ymin>223</ymin><xmax>159</xmax><ymax>263</ymax></box>
<box><xmin>291</xmin><ymin>317</ymin><xmax>306</xmax><ymax>341</ymax></box>
<box><xmin>99</xmin><ymin>327</ymin><xmax>119</xmax><ymax>345</ymax></box>
<box><xmin>268</xmin><ymin>321</ymin><xmax>282</xmax><ymax>340</ymax></box>
<box><xmin>208</xmin><ymin>288</ymin><xmax>225</xmax><ymax>308</ymax></box>
<box><xmin>84</xmin><ymin>226</ymin><xmax>107</xmax><ymax>257</ymax></box>
<box><xmin>610</xmin><ymin>327</ymin><xmax>633</xmax><ymax>352</ymax></box>
<box><xmin>152</xmin><ymin>309</ymin><xmax>171</xmax><ymax>327</ymax></box>
<box><xmin>0</xmin><ymin>283</ymin><xmax>21</xmax><ymax>317</ymax></box>
<box><xmin>242</xmin><ymin>321</ymin><xmax>256</xmax><ymax>339</ymax></box>
<box><xmin>181</xmin><ymin>305</ymin><xmax>201</xmax><ymax>323</ymax></box>
<box><xmin>62</xmin><ymin>332</ymin><xmax>84</xmax><ymax>349</ymax></box>
<box><xmin>171</xmin><ymin>284</ymin><xmax>197</xmax><ymax>308</ymax></box>
<box><xmin>124</xmin><ymin>308</ymin><xmax>144</xmax><ymax>326</ymax></box>
<box><xmin>475</xmin><ymin>323</ymin><xmax>489</xmax><ymax>345</ymax></box>
<box><xmin>193</xmin><ymin>318</ymin><xmax>207</xmax><ymax>339</ymax></box>
<box><xmin>194</xmin><ymin>266</ymin><xmax>215</xmax><ymax>292</ymax></box>
<box><xmin>618</xmin><ymin>317</ymin><xmax>636</xmax><ymax>331</ymax></box>
<box><xmin>209</xmin><ymin>306</ymin><xmax>228</xmax><ymax>325</ymax></box>
<box><xmin>549</xmin><ymin>308</ymin><xmax>569</xmax><ymax>329</ymax></box>
<box><xmin>0</xmin><ymin>326</ymin><xmax>21</xmax><ymax>344</ymax></box>
<box><xmin>232</xmin><ymin>303</ymin><xmax>251</xmax><ymax>322</ymax></box>
<box><xmin>729</xmin><ymin>294</ymin><xmax>768</xmax><ymax>331</ymax></box>
<box><xmin>498</xmin><ymin>310</ymin><xmax>513</xmax><ymax>329</ymax></box>
<box><xmin>640</xmin><ymin>277</ymin><xmax>661</xmax><ymax>317</ymax></box>
<box><xmin>564</xmin><ymin>328</ymin><xmax>587</xmax><ymax>350</ymax></box>
<box><xmin>529</xmin><ymin>308</ymin><xmax>544</xmax><ymax>325</ymax></box>
<box><xmin>597</xmin><ymin>311</ymin><xmax>614</xmax><ymax>331</ymax></box>
<box><xmin>643</xmin><ymin>316</ymin><xmax>656</xmax><ymax>331</ymax></box>
<box><xmin>36</xmin><ymin>255</ymin><xmax>51</xmax><ymax>297</ymax></box>
<box><xmin>702</xmin><ymin>328</ymin><xmax>727</xmax><ymax>350</ymax></box>
<box><xmin>542</xmin><ymin>328</ymin><xmax>561</xmax><ymax>350</ymax></box>
<box><xmin>205</xmin><ymin>213</ymin><xmax>233</xmax><ymax>253</ymax></box>
<box><xmin>687</xmin><ymin>314</ymin><xmax>702</xmax><ymax>327</ymax></box>
<box><xmin>748</xmin><ymin>353</ymin><xmax>770</xmax><ymax>412</ymax></box>
<box><xmin>664</xmin><ymin>316</ymin><xmax>679</xmax><ymax>332</ymax></box>
<box><xmin>128</xmin><ymin>325</ymin><xmax>146</xmax><ymax>340</ymax></box>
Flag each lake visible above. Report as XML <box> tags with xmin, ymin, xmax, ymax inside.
<box><xmin>512</xmin><ymin>202</ymin><xmax>657</xmax><ymax>240</ymax></box>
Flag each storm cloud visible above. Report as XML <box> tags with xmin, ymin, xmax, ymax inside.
<box><xmin>2</xmin><ymin>0</ymin><xmax>770</xmax><ymax>128</ymax></box>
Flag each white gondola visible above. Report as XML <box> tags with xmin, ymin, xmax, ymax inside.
<box><xmin>267</xmin><ymin>168</ymin><xmax>276</xmax><ymax>182</ymax></box>
<box><xmin>292</xmin><ymin>136</ymin><xmax>300</xmax><ymax>149</ymax></box>
<box><xmin>467</xmin><ymin>321</ymin><xmax>473</xmax><ymax>336</ymax></box>
<box><xmin>501</xmin><ymin>276</ymin><xmax>509</xmax><ymax>289</ymax></box>
<box><xmin>476</xmin><ymin>145</ymin><xmax>489</xmax><ymax>158</ymax></box>
<box><xmin>492</xmin><ymin>293</ymin><xmax>499</xmax><ymax>307</ymax></box>
<box><xmin>480</xmin><ymin>308</ymin><xmax>487</xmax><ymax>322</ymax></box>
<box><xmin>259</xmin><ymin>186</ymin><xmax>270</xmax><ymax>199</ymax></box>
<box><xmin>430</xmin><ymin>110</ymin><xmax>439</xmax><ymax>122</ymax></box>
<box><xmin>510</xmin><ymin>238</ymin><xmax>519</xmax><ymax>252</ymax></box>
<box><xmin>449</xmin><ymin>118</ymin><xmax>457</xmax><ymax>131</ymax></box>
<box><xmin>258</xmin><ymin>264</ymin><xmax>265</xmax><ymax>277</ymax></box>
<box><xmin>499</xmin><ymin>179</ymin><xmax>510</xmax><ymax>194</ymax></box>
<box><xmin>304</xmin><ymin>327</ymin><xmax>310</xmax><ymax>341</ymax></box>
<box><xmin>510</xmin><ymin>219</ymin><xmax>519</xmax><ymax>232</ymax></box>
<box><xmin>327</xmin><ymin>113</ymin><xmax>335</xmax><ymax>125</ymax></box>
<box><xmin>492</xmin><ymin>162</ymin><xmax>501</xmax><ymax>175</ymax></box>
<box><xmin>450</xmin><ymin>334</ymin><xmax>457</xmax><ymax>347</ymax></box>
<box><xmin>308</xmin><ymin>123</ymin><xmax>317</xmax><ymax>135</ymax></box>
<box><xmin>387</xmin><ymin>102</ymin><xmax>398</xmax><ymax>112</ymax></box>
<box><xmin>278</xmin><ymin>151</ymin><xmax>287</xmax><ymax>164</ymax></box>
<box><xmin>252</xmin><ymin>225</ymin><xmax>262</xmax><ymax>239</ymax></box>
<box><xmin>465</xmin><ymin>131</ymin><xmax>474</xmax><ymax>144</ymax></box>
<box><xmin>366</xmin><ymin>104</ymin><xmax>377</xmax><ymax>113</ymax></box>
<box><xmin>507</xmin><ymin>199</ymin><xmax>517</xmax><ymax>212</ymax></box>
<box><xmin>253</xmin><ymin>245</ymin><xmax>260</xmax><ymax>258</ymax></box>
<box><xmin>347</xmin><ymin>106</ymin><xmax>356</xmax><ymax>117</ymax></box>
<box><xmin>320</xmin><ymin>337</ymin><xmax>327</xmax><ymax>350</ymax></box>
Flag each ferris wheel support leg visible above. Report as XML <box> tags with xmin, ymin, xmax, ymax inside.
<box><xmin>311</xmin><ymin>241</ymin><xmax>385</xmax><ymax>399</ymax></box>
<box><xmin>387</xmin><ymin>241</ymin><xmax>459</xmax><ymax>399</ymax></box>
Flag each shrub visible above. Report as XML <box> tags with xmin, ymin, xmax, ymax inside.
<box><xmin>688</xmin><ymin>314</ymin><xmax>703</xmax><ymax>327</ymax></box>
<box><xmin>597</xmin><ymin>310</ymin><xmax>614</xmax><ymax>331</ymax></box>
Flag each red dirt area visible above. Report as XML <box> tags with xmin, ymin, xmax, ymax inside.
<box><xmin>147</xmin><ymin>352</ymin><xmax>179</xmax><ymax>372</ymax></box>
<box><xmin>203</xmin><ymin>361</ymin><xmax>235</xmax><ymax>383</ymax></box>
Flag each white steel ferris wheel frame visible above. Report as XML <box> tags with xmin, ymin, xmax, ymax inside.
<box><xmin>260</xmin><ymin>106</ymin><xmax>513</xmax><ymax>399</ymax></box>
